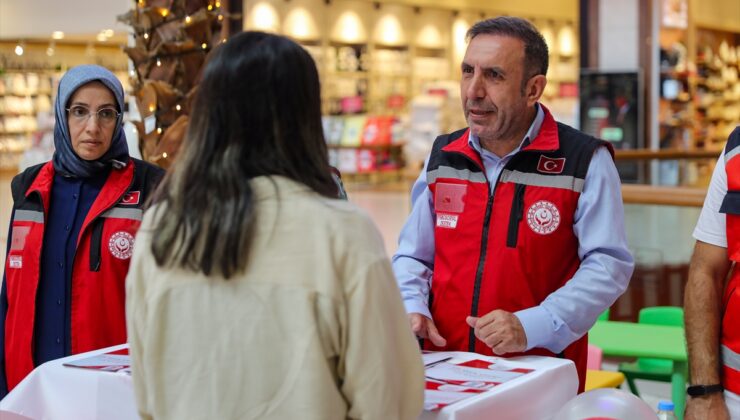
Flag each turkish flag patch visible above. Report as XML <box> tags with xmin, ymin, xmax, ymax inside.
<box><xmin>537</xmin><ymin>156</ymin><xmax>566</xmax><ymax>174</ymax></box>
<box><xmin>121</xmin><ymin>191</ymin><xmax>141</xmax><ymax>205</ymax></box>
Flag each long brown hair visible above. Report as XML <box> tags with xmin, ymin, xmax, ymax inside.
<box><xmin>150</xmin><ymin>31</ymin><xmax>337</xmax><ymax>278</ymax></box>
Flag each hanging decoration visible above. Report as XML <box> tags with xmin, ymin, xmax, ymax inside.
<box><xmin>118</xmin><ymin>0</ymin><xmax>239</xmax><ymax>168</ymax></box>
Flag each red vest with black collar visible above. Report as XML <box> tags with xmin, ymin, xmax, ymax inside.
<box><xmin>3</xmin><ymin>158</ymin><xmax>163</xmax><ymax>391</ymax></box>
<box><xmin>718</xmin><ymin>126</ymin><xmax>740</xmax><ymax>394</ymax></box>
<box><xmin>425</xmin><ymin>107</ymin><xmax>612</xmax><ymax>392</ymax></box>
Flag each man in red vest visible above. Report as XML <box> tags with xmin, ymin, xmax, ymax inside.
<box><xmin>393</xmin><ymin>16</ymin><xmax>634</xmax><ymax>392</ymax></box>
<box><xmin>685</xmin><ymin>126</ymin><xmax>740</xmax><ymax>419</ymax></box>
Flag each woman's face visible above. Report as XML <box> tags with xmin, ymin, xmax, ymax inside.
<box><xmin>67</xmin><ymin>81</ymin><xmax>117</xmax><ymax>161</ymax></box>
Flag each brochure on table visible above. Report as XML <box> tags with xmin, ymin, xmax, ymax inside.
<box><xmin>423</xmin><ymin>352</ymin><xmax>536</xmax><ymax>411</ymax></box>
<box><xmin>62</xmin><ymin>347</ymin><xmax>131</xmax><ymax>374</ymax></box>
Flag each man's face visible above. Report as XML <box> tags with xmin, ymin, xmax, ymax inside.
<box><xmin>460</xmin><ymin>34</ymin><xmax>534</xmax><ymax>143</ymax></box>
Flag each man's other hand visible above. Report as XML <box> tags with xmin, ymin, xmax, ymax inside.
<box><xmin>466</xmin><ymin>310</ymin><xmax>527</xmax><ymax>355</ymax></box>
<box><xmin>408</xmin><ymin>313</ymin><xmax>447</xmax><ymax>347</ymax></box>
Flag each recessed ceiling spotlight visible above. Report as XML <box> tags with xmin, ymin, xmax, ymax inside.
<box><xmin>52</xmin><ymin>31</ymin><xmax>65</xmax><ymax>40</ymax></box>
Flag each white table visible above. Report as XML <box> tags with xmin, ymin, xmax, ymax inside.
<box><xmin>1</xmin><ymin>346</ymin><xmax>577</xmax><ymax>420</ymax></box>
<box><xmin>0</xmin><ymin>345</ymin><xmax>136</xmax><ymax>420</ymax></box>
<box><xmin>421</xmin><ymin>351</ymin><xmax>577</xmax><ymax>420</ymax></box>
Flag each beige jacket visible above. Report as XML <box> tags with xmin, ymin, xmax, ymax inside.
<box><xmin>126</xmin><ymin>176</ymin><xmax>425</xmax><ymax>420</ymax></box>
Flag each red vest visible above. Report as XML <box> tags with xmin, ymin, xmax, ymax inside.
<box><xmin>4</xmin><ymin>159</ymin><xmax>163</xmax><ymax>390</ymax></box>
<box><xmin>425</xmin><ymin>109</ymin><xmax>610</xmax><ymax>392</ymax></box>
<box><xmin>720</xmin><ymin>127</ymin><xmax>740</xmax><ymax>394</ymax></box>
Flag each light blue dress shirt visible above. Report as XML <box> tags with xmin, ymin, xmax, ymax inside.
<box><xmin>392</xmin><ymin>104</ymin><xmax>634</xmax><ymax>353</ymax></box>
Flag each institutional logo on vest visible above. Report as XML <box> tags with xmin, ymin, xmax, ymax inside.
<box><xmin>109</xmin><ymin>231</ymin><xmax>135</xmax><ymax>259</ymax></box>
<box><xmin>526</xmin><ymin>200</ymin><xmax>560</xmax><ymax>235</ymax></box>
<box><xmin>537</xmin><ymin>156</ymin><xmax>566</xmax><ymax>174</ymax></box>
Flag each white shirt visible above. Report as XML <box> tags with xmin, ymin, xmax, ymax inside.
<box><xmin>693</xmin><ymin>155</ymin><xmax>727</xmax><ymax>247</ymax></box>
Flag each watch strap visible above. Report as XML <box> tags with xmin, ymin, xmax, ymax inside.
<box><xmin>687</xmin><ymin>384</ymin><xmax>724</xmax><ymax>396</ymax></box>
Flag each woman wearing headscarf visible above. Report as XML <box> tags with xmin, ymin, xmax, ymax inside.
<box><xmin>0</xmin><ymin>65</ymin><xmax>164</xmax><ymax>397</ymax></box>
<box><xmin>126</xmin><ymin>32</ymin><xmax>424</xmax><ymax>419</ymax></box>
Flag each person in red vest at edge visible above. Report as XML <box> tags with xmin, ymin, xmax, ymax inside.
<box><xmin>0</xmin><ymin>64</ymin><xmax>164</xmax><ymax>398</ymax></box>
<box><xmin>685</xmin><ymin>126</ymin><xmax>740</xmax><ymax>420</ymax></box>
<box><xmin>392</xmin><ymin>16</ymin><xmax>635</xmax><ymax>393</ymax></box>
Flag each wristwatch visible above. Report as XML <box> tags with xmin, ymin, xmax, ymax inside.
<box><xmin>687</xmin><ymin>384</ymin><xmax>724</xmax><ymax>397</ymax></box>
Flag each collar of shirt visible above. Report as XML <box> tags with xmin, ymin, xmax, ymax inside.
<box><xmin>467</xmin><ymin>103</ymin><xmax>545</xmax><ymax>164</ymax></box>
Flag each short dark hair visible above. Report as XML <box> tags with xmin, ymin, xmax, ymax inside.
<box><xmin>150</xmin><ymin>31</ymin><xmax>337</xmax><ymax>278</ymax></box>
<box><xmin>467</xmin><ymin>16</ymin><xmax>549</xmax><ymax>80</ymax></box>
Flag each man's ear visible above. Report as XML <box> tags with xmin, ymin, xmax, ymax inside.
<box><xmin>524</xmin><ymin>74</ymin><xmax>547</xmax><ymax>106</ymax></box>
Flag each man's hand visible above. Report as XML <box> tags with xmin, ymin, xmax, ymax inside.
<box><xmin>685</xmin><ymin>393</ymin><xmax>729</xmax><ymax>420</ymax></box>
<box><xmin>466</xmin><ymin>310</ymin><xmax>527</xmax><ymax>355</ymax></box>
<box><xmin>408</xmin><ymin>313</ymin><xmax>447</xmax><ymax>347</ymax></box>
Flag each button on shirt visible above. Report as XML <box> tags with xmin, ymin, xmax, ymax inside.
<box><xmin>392</xmin><ymin>104</ymin><xmax>634</xmax><ymax>353</ymax></box>
<box><xmin>34</xmin><ymin>172</ymin><xmax>107</xmax><ymax>366</ymax></box>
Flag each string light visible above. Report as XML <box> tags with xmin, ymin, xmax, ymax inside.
<box><xmin>185</xmin><ymin>15</ymin><xmax>191</xmax><ymax>24</ymax></box>
<box><xmin>201</xmin><ymin>42</ymin><xmax>208</xmax><ymax>49</ymax></box>
<box><xmin>143</xmin><ymin>32</ymin><xmax>149</xmax><ymax>40</ymax></box>
<box><xmin>162</xmin><ymin>152</ymin><xmax>168</xmax><ymax>158</ymax></box>
<box><xmin>215</xmin><ymin>1</ymin><xmax>221</xmax><ymax>7</ymax></box>
<box><xmin>175</xmin><ymin>104</ymin><xmax>182</xmax><ymax>111</ymax></box>
<box><xmin>160</xmin><ymin>9</ymin><xmax>169</xmax><ymax>17</ymax></box>
<box><xmin>148</xmin><ymin>104</ymin><xmax>156</xmax><ymax>112</ymax></box>
<box><xmin>218</xmin><ymin>14</ymin><xmax>224</xmax><ymax>21</ymax></box>
<box><xmin>157</xmin><ymin>127</ymin><xmax>163</xmax><ymax>134</ymax></box>
<box><xmin>14</xmin><ymin>43</ymin><xmax>24</xmax><ymax>56</ymax></box>
<box><xmin>208</xmin><ymin>4</ymin><xmax>213</xmax><ymax>11</ymax></box>
<box><xmin>156</xmin><ymin>58</ymin><xmax>162</xmax><ymax>66</ymax></box>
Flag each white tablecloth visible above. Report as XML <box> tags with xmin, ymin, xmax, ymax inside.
<box><xmin>421</xmin><ymin>351</ymin><xmax>577</xmax><ymax>420</ymax></box>
<box><xmin>0</xmin><ymin>346</ymin><xmax>577</xmax><ymax>420</ymax></box>
<box><xmin>0</xmin><ymin>345</ymin><xmax>136</xmax><ymax>420</ymax></box>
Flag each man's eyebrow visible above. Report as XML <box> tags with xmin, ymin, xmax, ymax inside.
<box><xmin>482</xmin><ymin>66</ymin><xmax>506</xmax><ymax>76</ymax></box>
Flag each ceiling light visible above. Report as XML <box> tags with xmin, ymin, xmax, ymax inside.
<box><xmin>52</xmin><ymin>31</ymin><xmax>64</xmax><ymax>40</ymax></box>
<box><xmin>103</xmin><ymin>29</ymin><xmax>114</xmax><ymax>37</ymax></box>
<box><xmin>14</xmin><ymin>44</ymin><xmax>24</xmax><ymax>56</ymax></box>
<box><xmin>97</xmin><ymin>33</ymin><xmax>108</xmax><ymax>42</ymax></box>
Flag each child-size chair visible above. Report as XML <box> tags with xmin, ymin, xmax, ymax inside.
<box><xmin>617</xmin><ymin>306</ymin><xmax>684</xmax><ymax>396</ymax></box>
<box><xmin>585</xmin><ymin>343</ymin><xmax>625</xmax><ymax>391</ymax></box>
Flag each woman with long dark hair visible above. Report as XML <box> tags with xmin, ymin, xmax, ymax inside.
<box><xmin>125</xmin><ymin>32</ymin><xmax>424</xmax><ymax>419</ymax></box>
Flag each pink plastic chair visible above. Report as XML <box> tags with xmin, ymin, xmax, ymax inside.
<box><xmin>587</xmin><ymin>344</ymin><xmax>603</xmax><ymax>370</ymax></box>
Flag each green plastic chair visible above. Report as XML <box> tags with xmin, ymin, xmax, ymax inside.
<box><xmin>597</xmin><ymin>308</ymin><xmax>610</xmax><ymax>321</ymax></box>
<box><xmin>618</xmin><ymin>306</ymin><xmax>684</xmax><ymax>396</ymax></box>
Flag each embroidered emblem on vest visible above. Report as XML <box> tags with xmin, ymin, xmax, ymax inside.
<box><xmin>537</xmin><ymin>156</ymin><xmax>566</xmax><ymax>174</ymax></box>
<box><xmin>526</xmin><ymin>200</ymin><xmax>560</xmax><ymax>235</ymax></box>
<box><xmin>436</xmin><ymin>214</ymin><xmax>459</xmax><ymax>229</ymax></box>
<box><xmin>109</xmin><ymin>231</ymin><xmax>135</xmax><ymax>259</ymax></box>
<box><xmin>8</xmin><ymin>255</ymin><xmax>22</xmax><ymax>268</ymax></box>
<box><xmin>121</xmin><ymin>191</ymin><xmax>141</xmax><ymax>205</ymax></box>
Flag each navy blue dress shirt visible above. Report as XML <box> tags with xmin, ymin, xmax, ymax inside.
<box><xmin>33</xmin><ymin>172</ymin><xmax>108</xmax><ymax>366</ymax></box>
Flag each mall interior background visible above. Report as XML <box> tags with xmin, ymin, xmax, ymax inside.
<box><xmin>0</xmin><ymin>0</ymin><xmax>739</xmax><ymax>407</ymax></box>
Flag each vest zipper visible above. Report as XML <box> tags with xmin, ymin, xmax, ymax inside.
<box><xmin>88</xmin><ymin>219</ymin><xmax>105</xmax><ymax>272</ymax></box>
<box><xmin>468</xmin><ymin>191</ymin><xmax>495</xmax><ymax>352</ymax></box>
<box><xmin>506</xmin><ymin>184</ymin><xmax>526</xmax><ymax>248</ymax></box>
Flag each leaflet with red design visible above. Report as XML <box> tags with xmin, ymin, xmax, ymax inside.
<box><xmin>423</xmin><ymin>353</ymin><xmax>535</xmax><ymax>410</ymax></box>
<box><xmin>62</xmin><ymin>348</ymin><xmax>130</xmax><ymax>373</ymax></box>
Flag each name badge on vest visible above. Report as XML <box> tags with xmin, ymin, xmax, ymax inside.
<box><xmin>10</xmin><ymin>226</ymin><xmax>31</xmax><ymax>251</ymax></box>
<box><xmin>435</xmin><ymin>183</ymin><xmax>467</xmax><ymax>229</ymax></box>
